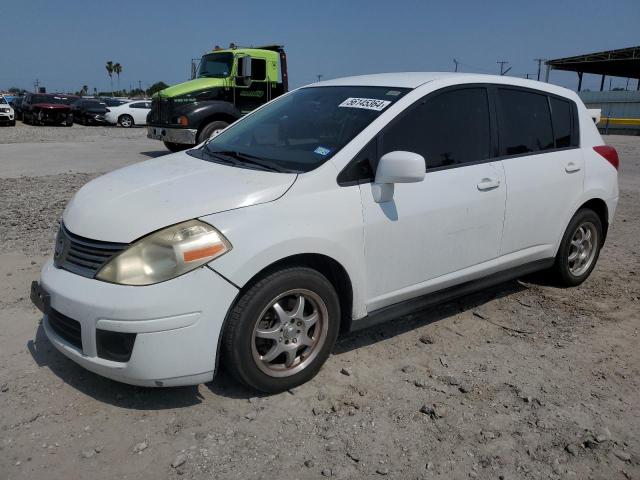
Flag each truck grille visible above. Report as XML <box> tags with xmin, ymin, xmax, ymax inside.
<box><xmin>150</xmin><ymin>97</ymin><xmax>172</xmax><ymax>124</ymax></box>
<box><xmin>54</xmin><ymin>224</ymin><xmax>127</xmax><ymax>278</ymax></box>
<box><xmin>48</xmin><ymin>309</ymin><xmax>83</xmax><ymax>350</ymax></box>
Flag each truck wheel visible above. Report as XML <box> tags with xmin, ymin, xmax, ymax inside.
<box><xmin>119</xmin><ymin>114</ymin><xmax>133</xmax><ymax>128</ymax></box>
<box><xmin>222</xmin><ymin>267</ymin><xmax>340</xmax><ymax>393</ymax></box>
<box><xmin>163</xmin><ymin>141</ymin><xmax>189</xmax><ymax>152</ymax></box>
<box><xmin>198</xmin><ymin>120</ymin><xmax>229</xmax><ymax>143</ymax></box>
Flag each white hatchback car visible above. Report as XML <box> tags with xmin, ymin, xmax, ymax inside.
<box><xmin>32</xmin><ymin>73</ymin><xmax>619</xmax><ymax>392</ymax></box>
<box><xmin>104</xmin><ymin>100</ymin><xmax>151</xmax><ymax>127</ymax></box>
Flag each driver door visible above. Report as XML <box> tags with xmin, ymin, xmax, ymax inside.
<box><xmin>359</xmin><ymin>86</ymin><xmax>506</xmax><ymax>312</ymax></box>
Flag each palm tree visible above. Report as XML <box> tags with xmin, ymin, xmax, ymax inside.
<box><xmin>81</xmin><ymin>85</ymin><xmax>88</xmax><ymax>96</ymax></box>
<box><xmin>105</xmin><ymin>61</ymin><xmax>114</xmax><ymax>95</ymax></box>
<box><xmin>113</xmin><ymin>63</ymin><xmax>123</xmax><ymax>94</ymax></box>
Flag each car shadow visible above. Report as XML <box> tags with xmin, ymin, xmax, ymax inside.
<box><xmin>27</xmin><ymin>323</ymin><xmax>205</xmax><ymax>410</ymax></box>
<box><xmin>140</xmin><ymin>150</ymin><xmax>170</xmax><ymax>158</ymax></box>
<box><xmin>333</xmin><ymin>279</ymin><xmax>527</xmax><ymax>355</ymax></box>
<box><xmin>27</xmin><ymin>279</ymin><xmax>528</xmax><ymax>405</ymax></box>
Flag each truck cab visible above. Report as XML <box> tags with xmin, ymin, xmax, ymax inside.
<box><xmin>147</xmin><ymin>44</ymin><xmax>288</xmax><ymax>151</ymax></box>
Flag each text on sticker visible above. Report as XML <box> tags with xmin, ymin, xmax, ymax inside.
<box><xmin>339</xmin><ymin>98</ymin><xmax>392</xmax><ymax>111</ymax></box>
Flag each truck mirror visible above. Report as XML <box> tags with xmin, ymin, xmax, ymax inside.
<box><xmin>237</xmin><ymin>56</ymin><xmax>252</xmax><ymax>87</ymax></box>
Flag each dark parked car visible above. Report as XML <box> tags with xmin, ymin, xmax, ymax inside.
<box><xmin>100</xmin><ymin>97</ymin><xmax>129</xmax><ymax>107</ymax></box>
<box><xmin>9</xmin><ymin>96</ymin><xmax>24</xmax><ymax>120</ymax></box>
<box><xmin>23</xmin><ymin>93</ymin><xmax>77</xmax><ymax>126</ymax></box>
<box><xmin>71</xmin><ymin>99</ymin><xmax>108</xmax><ymax>125</ymax></box>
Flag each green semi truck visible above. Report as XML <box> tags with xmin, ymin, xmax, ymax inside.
<box><xmin>147</xmin><ymin>44</ymin><xmax>288</xmax><ymax>152</ymax></box>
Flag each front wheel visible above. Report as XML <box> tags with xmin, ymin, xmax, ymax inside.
<box><xmin>163</xmin><ymin>141</ymin><xmax>189</xmax><ymax>152</ymax></box>
<box><xmin>223</xmin><ymin>267</ymin><xmax>340</xmax><ymax>393</ymax></box>
<box><xmin>198</xmin><ymin>120</ymin><xmax>229</xmax><ymax>143</ymax></box>
<box><xmin>549</xmin><ymin>208</ymin><xmax>603</xmax><ymax>287</ymax></box>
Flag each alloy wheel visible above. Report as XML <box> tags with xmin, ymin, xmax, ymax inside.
<box><xmin>567</xmin><ymin>221</ymin><xmax>598</xmax><ymax>277</ymax></box>
<box><xmin>251</xmin><ymin>289</ymin><xmax>329</xmax><ymax>378</ymax></box>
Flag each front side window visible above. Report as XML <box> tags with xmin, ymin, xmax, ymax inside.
<box><xmin>381</xmin><ymin>87</ymin><xmax>491</xmax><ymax>169</ymax></box>
<box><xmin>497</xmin><ymin>89</ymin><xmax>554</xmax><ymax>156</ymax></box>
<box><xmin>197</xmin><ymin>52</ymin><xmax>233</xmax><ymax>79</ymax></box>
<box><xmin>197</xmin><ymin>86</ymin><xmax>409</xmax><ymax>173</ymax></box>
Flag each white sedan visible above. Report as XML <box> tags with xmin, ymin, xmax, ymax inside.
<box><xmin>105</xmin><ymin>100</ymin><xmax>151</xmax><ymax>128</ymax></box>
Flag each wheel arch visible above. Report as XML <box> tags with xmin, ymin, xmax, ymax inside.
<box><xmin>214</xmin><ymin>253</ymin><xmax>354</xmax><ymax>376</ymax></box>
<box><xmin>197</xmin><ymin>112</ymin><xmax>238</xmax><ymax>136</ymax></box>
<box><xmin>578</xmin><ymin>197</ymin><xmax>609</xmax><ymax>244</ymax></box>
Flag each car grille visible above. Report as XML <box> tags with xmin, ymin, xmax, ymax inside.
<box><xmin>150</xmin><ymin>97</ymin><xmax>172</xmax><ymax>124</ymax></box>
<box><xmin>48</xmin><ymin>309</ymin><xmax>83</xmax><ymax>350</ymax></box>
<box><xmin>54</xmin><ymin>224</ymin><xmax>127</xmax><ymax>278</ymax></box>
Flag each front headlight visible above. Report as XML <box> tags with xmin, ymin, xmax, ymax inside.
<box><xmin>96</xmin><ymin>219</ymin><xmax>231</xmax><ymax>286</ymax></box>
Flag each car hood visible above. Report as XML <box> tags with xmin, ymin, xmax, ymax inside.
<box><xmin>63</xmin><ymin>152</ymin><xmax>297</xmax><ymax>243</ymax></box>
<box><xmin>33</xmin><ymin>103</ymin><xmax>71</xmax><ymax>110</ymax></box>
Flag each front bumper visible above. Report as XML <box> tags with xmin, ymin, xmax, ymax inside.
<box><xmin>147</xmin><ymin>125</ymin><xmax>197</xmax><ymax>145</ymax></box>
<box><xmin>0</xmin><ymin>112</ymin><xmax>14</xmax><ymax>122</ymax></box>
<box><xmin>35</xmin><ymin>259</ymin><xmax>238</xmax><ymax>387</ymax></box>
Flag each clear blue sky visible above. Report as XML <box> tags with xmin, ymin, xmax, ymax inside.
<box><xmin>1</xmin><ymin>0</ymin><xmax>638</xmax><ymax>93</ymax></box>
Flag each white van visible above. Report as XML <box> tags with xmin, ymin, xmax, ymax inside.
<box><xmin>31</xmin><ymin>73</ymin><xmax>619</xmax><ymax>392</ymax></box>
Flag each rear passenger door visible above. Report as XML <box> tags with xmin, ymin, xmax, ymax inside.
<box><xmin>360</xmin><ymin>86</ymin><xmax>506</xmax><ymax>311</ymax></box>
<box><xmin>496</xmin><ymin>88</ymin><xmax>583</xmax><ymax>260</ymax></box>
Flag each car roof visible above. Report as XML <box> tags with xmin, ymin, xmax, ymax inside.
<box><xmin>312</xmin><ymin>72</ymin><xmax>577</xmax><ymax>99</ymax></box>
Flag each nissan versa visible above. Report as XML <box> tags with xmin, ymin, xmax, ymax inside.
<box><xmin>31</xmin><ymin>73</ymin><xmax>619</xmax><ymax>393</ymax></box>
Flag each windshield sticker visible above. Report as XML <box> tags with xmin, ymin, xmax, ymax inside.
<box><xmin>314</xmin><ymin>146</ymin><xmax>332</xmax><ymax>156</ymax></box>
<box><xmin>386</xmin><ymin>90</ymin><xmax>402</xmax><ymax>96</ymax></box>
<box><xmin>339</xmin><ymin>97</ymin><xmax>391</xmax><ymax>111</ymax></box>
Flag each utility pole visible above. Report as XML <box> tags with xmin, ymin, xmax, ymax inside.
<box><xmin>316</xmin><ymin>74</ymin><xmax>323</xmax><ymax>82</ymax></box>
<box><xmin>534</xmin><ymin>58</ymin><xmax>546</xmax><ymax>81</ymax></box>
<box><xmin>138</xmin><ymin>80</ymin><xmax>142</xmax><ymax>92</ymax></box>
<box><xmin>33</xmin><ymin>78</ymin><xmax>40</xmax><ymax>93</ymax></box>
<box><xmin>453</xmin><ymin>58</ymin><xmax>460</xmax><ymax>72</ymax></box>
<box><xmin>497</xmin><ymin>61</ymin><xmax>510</xmax><ymax>76</ymax></box>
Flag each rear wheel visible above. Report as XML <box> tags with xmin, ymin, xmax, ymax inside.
<box><xmin>119</xmin><ymin>114</ymin><xmax>133</xmax><ymax>128</ymax></box>
<box><xmin>163</xmin><ymin>141</ymin><xmax>189</xmax><ymax>152</ymax></box>
<box><xmin>223</xmin><ymin>267</ymin><xmax>340</xmax><ymax>393</ymax></box>
<box><xmin>549</xmin><ymin>208</ymin><xmax>603</xmax><ymax>287</ymax></box>
<box><xmin>198</xmin><ymin>120</ymin><xmax>229</xmax><ymax>143</ymax></box>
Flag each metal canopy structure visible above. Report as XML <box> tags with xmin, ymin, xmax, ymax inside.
<box><xmin>545</xmin><ymin>46</ymin><xmax>640</xmax><ymax>91</ymax></box>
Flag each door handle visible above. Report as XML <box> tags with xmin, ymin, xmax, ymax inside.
<box><xmin>565</xmin><ymin>162</ymin><xmax>581</xmax><ymax>173</ymax></box>
<box><xmin>477</xmin><ymin>178</ymin><xmax>500</xmax><ymax>191</ymax></box>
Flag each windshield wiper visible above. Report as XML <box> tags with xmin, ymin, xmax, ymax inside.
<box><xmin>205</xmin><ymin>149</ymin><xmax>293</xmax><ymax>173</ymax></box>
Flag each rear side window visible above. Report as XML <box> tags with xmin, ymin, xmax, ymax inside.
<box><xmin>381</xmin><ymin>88</ymin><xmax>491</xmax><ymax>169</ymax></box>
<box><xmin>251</xmin><ymin>58</ymin><xmax>266</xmax><ymax>81</ymax></box>
<box><xmin>550</xmin><ymin>97</ymin><xmax>574</xmax><ymax>148</ymax></box>
<box><xmin>497</xmin><ymin>89</ymin><xmax>554</xmax><ymax>156</ymax></box>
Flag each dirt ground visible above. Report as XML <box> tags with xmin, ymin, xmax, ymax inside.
<box><xmin>0</xmin><ymin>126</ymin><xmax>638</xmax><ymax>480</ymax></box>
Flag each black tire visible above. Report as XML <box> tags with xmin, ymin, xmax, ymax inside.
<box><xmin>223</xmin><ymin>267</ymin><xmax>341</xmax><ymax>393</ymax></box>
<box><xmin>119</xmin><ymin>114</ymin><xmax>134</xmax><ymax>128</ymax></box>
<box><xmin>198</xmin><ymin>120</ymin><xmax>229</xmax><ymax>143</ymax></box>
<box><xmin>163</xmin><ymin>141</ymin><xmax>189</xmax><ymax>152</ymax></box>
<box><xmin>549</xmin><ymin>208</ymin><xmax>603</xmax><ymax>287</ymax></box>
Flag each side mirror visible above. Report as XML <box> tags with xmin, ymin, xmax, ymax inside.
<box><xmin>236</xmin><ymin>56</ymin><xmax>252</xmax><ymax>87</ymax></box>
<box><xmin>372</xmin><ymin>151</ymin><xmax>425</xmax><ymax>203</ymax></box>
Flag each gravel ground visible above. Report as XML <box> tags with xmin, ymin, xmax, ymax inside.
<box><xmin>0</xmin><ymin>128</ymin><xmax>639</xmax><ymax>480</ymax></box>
<box><xmin>0</xmin><ymin>121</ymin><xmax>146</xmax><ymax>144</ymax></box>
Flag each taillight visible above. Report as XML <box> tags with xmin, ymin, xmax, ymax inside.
<box><xmin>593</xmin><ymin>145</ymin><xmax>619</xmax><ymax>170</ymax></box>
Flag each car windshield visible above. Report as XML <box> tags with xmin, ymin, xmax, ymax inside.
<box><xmin>200</xmin><ymin>86</ymin><xmax>409</xmax><ymax>173</ymax></box>
<box><xmin>0</xmin><ymin>97</ymin><xmax>7</xmax><ymax>104</ymax></box>
<box><xmin>197</xmin><ymin>52</ymin><xmax>233</xmax><ymax>78</ymax></box>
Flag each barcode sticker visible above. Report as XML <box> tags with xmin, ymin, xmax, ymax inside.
<box><xmin>338</xmin><ymin>97</ymin><xmax>391</xmax><ymax>111</ymax></box>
